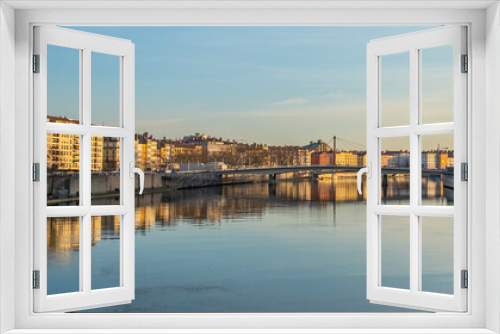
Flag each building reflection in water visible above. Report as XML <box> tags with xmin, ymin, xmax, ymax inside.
<box><xmin>47</xmin><ymin>215</ymin><xmax>120</xmax><ymax>263</ymax></box>
<box><xmin>47</xmin><ymin>173</ymin><xmax>453</xmax><ymax>256</ymax></box>
<box><xmin>46</xmin><ymin>172</ymin><xmax>455</xmax><ymax>311</ymax></box>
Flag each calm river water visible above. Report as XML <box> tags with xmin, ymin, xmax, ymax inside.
<box><xmin>47</xmin><ymin>174</ymin><xmax>454</xmax><ymax>312</ymax></box>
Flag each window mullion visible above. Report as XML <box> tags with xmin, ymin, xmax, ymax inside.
<box><xmin>409</xmin><ymin>47</ymin><xmax>420</xmax><ymax>294</ymax></box>
<box><xmin>82</xmin><ymin>48</ymin><xmax>92</xmax><ymax>294</ymax></box>
<box><xmin>82</xmin><ymin>132</ymin><xmax>92</xmax><ymax>293</ymax></box>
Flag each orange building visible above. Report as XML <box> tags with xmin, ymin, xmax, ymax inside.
<box><xmin>311</xmin><ymin>151</ymin><xmax>330</xmax><ymax>165</ymax></box>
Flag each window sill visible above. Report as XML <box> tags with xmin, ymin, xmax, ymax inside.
<box><xmin>4</xmin><ymin>329</ymin><xmax>498</xmax><ymax>334</ymax></box>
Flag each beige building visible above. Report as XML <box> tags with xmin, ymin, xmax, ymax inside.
<box><xmin>47</xmin><ymin>116</ymin><xmax>80</xmax><ymax>172</ymax></box>
<box><xmin>103</xmin><ymin>137</ymin><xmax>120</xmax><ymax>172</ymax></box>
<box><xmin>172</xmin><ymin>144</ymin><xmax>204</xmax><ymax>163</ymax></box>
<box><xmin>91</xmin><ymin>136</ymin><xmax>103</xmax><ymax>172</ymax></box>
<box><xmin>135</xmin><ymin>138</ymin><xmax>147</xmax><ymax>171</ymax></box>
<box><xmin>358</xmin><ymin>153</ymin><xmax>367</xmax><ymax>167</ymax></box>
<box><xmin>422</xmin><ymin>151</ymin><xmax>451</xmax><ymax>169</ymax></box>
<box><xmin>335</xmin><ymin>151</ymin><xmax>359</xmax><ymax>166</ymax></box>
<box><xmin>293</xmin><ymin>149</ymin><xmax>312</xmax><ymax>166</ymax></box>
<box><xmin>47</xmin><ymin>132</ymin><xmax>80</xmax><ymax>172</ymax></box>
<box><xmin>46</xmin><ymin>116</ymin><xmax>105</xmax><ymax>173</ymax></box>
<box><xmin>448</xmin><ymin>156</ymin><xmax>454</xmax><ymax>168</ymax></box>
<box><xmin>158</xmin><ymin>142</ymin><xmax>172</xmax><ymax>170</ymax></box>
<box><xmin>135</xmin><ymin>134</ymin><xmax>166</xmax><ymax>171</ymax></box>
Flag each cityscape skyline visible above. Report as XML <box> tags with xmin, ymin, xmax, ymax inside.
<box><xmin>46</xmin><ymin>115</ymin><xmax>454</xmax><ymax>185</ymax></box>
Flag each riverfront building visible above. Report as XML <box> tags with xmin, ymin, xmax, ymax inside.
<box><xmin>47</xmin><ymin>116</ymin><xmax>102</xmax><ymax>172</ymax></box>
<box><xmin>311</xmin><ymin>151</ymin><xmax>331</xmax><ymax>165</ymax></box>
<box><xmin>302</xmin><ymin>140</ymin><xmax>332</xmax><ymax>152</ymax></box>
<box><xmin>422</xmin><ymin>151</ymin><xmax>454</xmax><ymax>169</ymax></box>
<box><xmin>335</xmin><ymin>151</ymin><xmax>360</xmax><ymax>166</ymax></box>
<box><xmin>45</xmin><ymin>120</ymin><xmax>454</xmax><ymax>175</ymax></box>
<box><xmin>103</xmin><ymin>137</ymin><xmax>120</xmax><ymax>172</ymax></box>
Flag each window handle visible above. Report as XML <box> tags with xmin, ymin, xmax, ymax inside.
<box><xmin>129</xmin><ymin>162</ymin><xmax>145</xmax><ymax>195</ymax></box>
<box><xmin>357</xmin><ymin>162</ymin><xmax>371</xmax><ymax>195</ymax></box>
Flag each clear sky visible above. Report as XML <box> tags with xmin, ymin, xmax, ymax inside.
<box><xmin>49</xmin><ymin>26</ymin><xmax>453</xmax><ymax>150</ymax></box>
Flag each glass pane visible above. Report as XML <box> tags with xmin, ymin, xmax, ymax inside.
<box><xmin>47</xmin><ymin>217</ymin><xmax>80</xmax><ymax>295</ymax></box>
<box><xmin>421</xmin><ymin>133</ymin><xmax>454</xmax><ymax>206</ymax></box>
<box><xmin>91</xmin><ymin>136</ymin><xmax>120</xmax><ymax>205</ymax></box>
<box><xmin>47</xmin><ymin>45</ymin><xmax>80</xmax><ymax>124</ymax></box>
<box><xmin>47</xmin><ymin>133</ymin><xmax>80</xmax><ymax>206</ymax></box>
<box><xmin>421</xmin><ymin>217</ymin><xmax>454</xmax><ymax>294</ymax></box>
<box><xmin>381</xmin><ymin>52</ymin><xmax>410</xmax><ymax>127</ymax></box>
<box><xmin>91</xmin><ymin>52</ymin><xmax>120</xmax><ymax>127</ymax></box>
<box><xmin>381</xmin><ymin>137</ymin><xmax>410</xmax><ymax>205</ymax></box>
<box><xmin>421</xmin><ymin>45</ymin><xmax>454</xmax><ymax>124</ymax></box>
<box><xmin>381</xmin><ymin>215</ymin><xmax>410</xmax><ymax>290</ymax></box>
<box><xmin>91</xmin><ymin>215</ymin><xmax>121</xmax><ymax>290</ymax></box>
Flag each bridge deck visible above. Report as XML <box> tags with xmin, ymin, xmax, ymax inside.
<box><xmin>175</xmin><ymin>165</ymin><xmax>448</xmax><ymax>176</ymax></box>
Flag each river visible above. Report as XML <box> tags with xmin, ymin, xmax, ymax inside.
<box><xmin>46</xmin><ymin>174</ymin><xmax>454</xmax><ymax>312</ymax></box>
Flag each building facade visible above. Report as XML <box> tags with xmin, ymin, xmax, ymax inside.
<box><xmin>311</xmin><ymin>151</ymin><xmax>330</xmax><ymax>166</ymax></box>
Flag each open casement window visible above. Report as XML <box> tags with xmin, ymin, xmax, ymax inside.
<box><xmin>33</xmin><ymin>26</ymin><xmax>138</xmax><ymax>312</ymax></box>
<box><xmin>365</xmin><ymin>26</ymin><xmax>467</xmax><ymax>312</ymax></box>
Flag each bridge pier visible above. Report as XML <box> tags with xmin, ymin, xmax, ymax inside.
<box><xmin>382</xmin><ymin>174</ymin><xmax>389</xmax><ymax>200</ymax></box>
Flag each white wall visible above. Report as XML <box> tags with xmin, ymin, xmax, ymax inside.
<box><xmin>485</xmin><ymin>2</ymin><xmax>500</xmax><ymax>333</ymax></box>
<box><xmin>0</xmin><ymin>2</ymin><xmax>16</xmax><ymax>333</ymax></box>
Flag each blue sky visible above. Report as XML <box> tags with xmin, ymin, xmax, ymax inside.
<box><xmin>49</xmin><ymin>26</ymin><xmax>453</xmax><ymax>149</ymax></box>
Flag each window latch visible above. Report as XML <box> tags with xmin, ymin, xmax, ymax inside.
<box><xmin>356</xmin><ymin>162</ymin><xmax>371</xmax><ymax>195</ymax></box>
<box><xmin>130</xmin><ymin>162</ymin><xmax>145</xmax><ymax>195</ymax></box>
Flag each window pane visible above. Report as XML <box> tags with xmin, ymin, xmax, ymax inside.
<box><xmin>381</xmin><ymin>137</ymin><xmax>410</xmax><ymax>205</ymax></box>
<box><xmin>47</xmin><ymin>217</ymin><xmax>80</xmax><ymax>295</ymax></box>
<box><xmin>421</xmin><ymin>217</ymin><xmax>453</xmax><ymax>294</ymax></box>
<box><xmin>421</xmin><ymin>45</ymin><xmax>454</xmax><ymax>124</ymax></box>
<box><xmin>91</xmin><ymin>215</ymin><xmax>121</xmax><ymax>290</ymax></box>
<box><xmin>92</xmin><ymin>52</ymin><xmax>120</xmax><ymax>127</ymax></box>
<box><xmin>47</xmin><ymin>133</ymin><xmax>80</xmax><ymax>206</ymax></box>
<box><xmin>381</xmin><ymin>215</ymin><xmax>410</xmax><ymax>290</ymax></box>
<box><xmin>91</xmin><ymin>137</ymin><xmax>121</xmax><ymax>205</ymax></box>
<box><xmin>381</xmin><ymin>52</ymin><xmax>410</xmax><ymax>127</ymax></box>
<box><xmin>47</xmin><ymin>45</ymin><xmax>80</xmax><ymax>124</ymax></box>
<box><xmin>421</xmin><ymin>133</ymin><xmax>454</xmax><ymax>206</ymax></box>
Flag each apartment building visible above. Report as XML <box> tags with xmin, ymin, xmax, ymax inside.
<box><xmin>103</xmin><ymin>137</ymin><xmax>120</xmax><ymax>172</ymax></box>
<box><xmin>335</xmin><ymin>151</ymin><xmax>359</xmax><ymax>166</ymax></box>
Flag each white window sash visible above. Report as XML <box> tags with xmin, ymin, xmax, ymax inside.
<box><xmin>32</xmin><ymin>25</ymin><xmax>136</xmax><ymax>313</ymax></box>
<box><xmin>366</xmin><ymin>26</ymin><xmax>468</xmax><ymax>312</ymax></box>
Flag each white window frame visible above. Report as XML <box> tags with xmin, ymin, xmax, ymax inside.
<box><xmin>33</xmin><ymin>25</ymin><xmax>136</xmax><ymax>313</ymax></box>
<box><xmin>366</xmin><ymin>26</ymin><xmax>468</xmax><ymax>312</ymax></box>
<box><xmin>1</xmin><ymin>2</ymin><xmax>499</xmax><ymax>333</ymax></box>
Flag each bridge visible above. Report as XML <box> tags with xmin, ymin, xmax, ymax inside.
<box><xmin>175</xmin><ymin>165</ymin><xmax>449</xmax><ymax>176</ymax></box>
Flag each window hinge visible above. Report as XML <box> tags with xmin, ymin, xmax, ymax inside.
<box><xmin>33</xmin><ymin>163</ymin><xmax>40</xmax><ymax>182</ymax></box>
<box><xmin>461</xmin><ymin>54</ymin><xmax>468</xmax><ymax>73</ymax></box>
<box><xmin>33</xmin><ymin>270</ymin><xmax>40</xmax><ymax>289</ymax></box>
<box><xmin>33</xmin><ymin>54</ymin><xmax>40</xmax><ymax>73</ymax></box>
<box><xmin>461</xmin><ymin>270</ymin><xmax>468</xmax><ymax>289</ymax></box>
<box><xmin>461</xmin><ymin>162</ymin><xmax>468</xmax><ymax>182</ymax></box>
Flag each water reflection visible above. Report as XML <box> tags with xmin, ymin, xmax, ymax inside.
<box><xmin>382</xmin><ymin>175</ymin><xmax>454</xmax><ymax>206</ymax></box>
<box><xmin>47</xmin><ymin>216</ymin><xmax>119</xmax><ymax>295</ymax></box>
<box><xmin>46</xmin><ymin>174</ymin><xmax>453</xmax><ymax>312</ymax></box>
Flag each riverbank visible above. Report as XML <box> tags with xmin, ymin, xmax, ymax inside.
<box><xmin>47</xmin><ymin>172</ymin><xmax>320</xmax><ymax>204</ymax></box>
